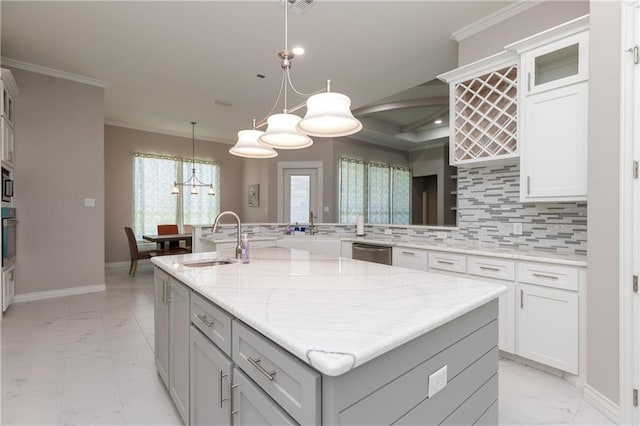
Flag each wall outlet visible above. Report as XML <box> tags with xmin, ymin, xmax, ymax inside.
<box><xmin>436</xmin><ymin>232</ymin><xmax>447</xmax><ymax>239</ymax></box>
<box><xmin>323</xmin><ymin>206</ymin><xmax>330</xmax><ymax>213</ymax></box>
<box><xmin>252</xmin><ymin>227</ymin><xmax>261</xmax><ymax>234</ymax></box>
<box><xmin>428</xmin><ymin>365</ymin><xmax>447</xmax><ymax>398</ymax></box>
<box><xmin>384</xmin><ymin>228</ymin><xmax>393</xmax><ymax>235</ymax></box>
<box><xmin>84</xmin><ymin>198</ymin><xmax>95</xmax><ymax>207</ymax></box>
<box><xmin>512</xmin><ymin>223</ymin><xmax>523</xmax><ymax>235</ymax></box>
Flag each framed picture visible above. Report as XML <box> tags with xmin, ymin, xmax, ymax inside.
<box><xmin>248</xmin><ymin>184</ymin><xmax>260</xmax><ymax>207</ymax></box>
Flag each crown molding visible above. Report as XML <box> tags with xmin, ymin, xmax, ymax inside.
<box><xmin>451</xmin><ymin>0</ymin><xmax>544</xmax><ymax>42</ymax></box>
<box><xmin>104</xmin><ymin>120</ymin><xmax>235</xmax><ymax>145</ymax></box>
<box><xmin>1</xmin><ymin>57</ymin><xmax>109</xmax><ymax>88</ymax></box>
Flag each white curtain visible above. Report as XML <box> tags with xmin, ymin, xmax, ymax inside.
<box><xmin>133</xmin><ymin>153</ymin><xmax>220</xmax><ymax>238</ymax></box>
<box><xmin>339</xmin><ymin>158</ymin><xmax>410</xmax><ymax>225</ymax></box>
<box><xmin>339</xmin><ymin>158</ymin><xmax>365</xmax><ymax>223</ymax></box>
<box><xmin>368</xmin><ymin>163</ymin><xmax>390</xmax><ymax>224</ymax></box>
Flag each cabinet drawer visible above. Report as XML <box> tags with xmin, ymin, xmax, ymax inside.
<box><xmin>428</xmin><ymin>251</ymin><xmax>467</xmax><ymax>274</ymax></box>
<box><xmin>468</xmin><ymin>256</ymin><xmax>515</xmax><ymax>281</ymax></box>
<box><xmin>232</xmin><ymin>320</ymin><xmax>320</xmax><ymax>425</ymax></box>
<box><xmin>518</xmin><ymin>262</ymin><xmax>578</xmax><ymax>291</ymax></box>
<box><xmin>392</xmin><ymin>247</ymin><xmax>427</xmax><ymax>271</ymax></box>
<box><xmin>191</xmin><ymin>292</ymin><xmax>233</xmax><ymax>356</ymax></box>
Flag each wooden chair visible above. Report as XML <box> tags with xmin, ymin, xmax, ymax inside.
<box><xmin>124</xmin><ymin>227</ymin><xmax>163</xmax><ymax>277</ymax></box>
<box><xmin>157</xmin><ymin>224</ymin><xmax>190</xmax><ymax>253</ymax></box>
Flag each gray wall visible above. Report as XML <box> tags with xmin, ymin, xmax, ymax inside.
<box><xmin>104</xmin><ymin>125</ymin><xmax>244</xmax><ymax>263</ymax></box>
<box><xmin>11</xmin><ymin>68</ymin><xmax>105</xmax><ymax>294</ymax></box>
<box><xmin>458</xmin><ymin>1</ymin><xmax>590</xmax><ymax>66</ymax></box>
<box><xmin>586</xmin><ymin>1</ymin><xmax>622</xmax><ymax>405</ymax></box>
<box><xmin>410</xmin><ymin>145</ymin><xmax>447</xmax><ymax>225</ymax></box>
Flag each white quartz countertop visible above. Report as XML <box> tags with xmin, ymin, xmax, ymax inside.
<box><xmin>343</xmin><ymin>237</ymin><xmax>587</xmax><ymax>267</ymax></box>
<box><xmin>151</xmin><ymin>247</ymin><xmax>506</xmax><ymax>377</ymax></box>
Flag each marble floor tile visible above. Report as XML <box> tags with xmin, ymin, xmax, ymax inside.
<box><xmin>0</xmin><ymin>267</ymin><xmax>617</xmax><ymax>425</ymax></box>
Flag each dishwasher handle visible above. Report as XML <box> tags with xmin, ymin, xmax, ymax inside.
<box><xmin>352</xmin><ymin>243</ymin><xmax>391</xmax><ymax>252</ymax></box>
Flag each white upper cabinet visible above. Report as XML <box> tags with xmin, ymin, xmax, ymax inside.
<box><xmin>507</xmin><ymin>15</ymin><xmax>589</xmax><ymax>202</ymax></box>
<box><xmin>439</xmin><ymin>51</ymin><xmax>519</xmax><ymax>166</ymax></box>
<box><xmin>1</xmin><ymin>69</ymin><xmax>19</xmax><ymax>170</ymax></box>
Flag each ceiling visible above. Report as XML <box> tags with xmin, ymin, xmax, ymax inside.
<box><xmin>0</xmin><ymin>1</ymin><xmax>513</xmax><ymax>151</ymax></box>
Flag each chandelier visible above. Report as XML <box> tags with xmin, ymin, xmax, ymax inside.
<box><xmin>228</xmin><ymin>0</ymin><xmax>362</xmax><ymax>158</ymax></box>
<box><xmin>172</xmin><ymin>121</ymin><xmax>215</xmax><ymax>195</ymax></box>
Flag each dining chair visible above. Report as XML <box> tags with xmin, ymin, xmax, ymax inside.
<box><xmin>124</xmin><ymin>227</ymin><xmax>163</xmax><ymax>277</ymax></box>
<box><xmin>157</xmin><ymin>224</ymin><xmax>190</xmax><ymax>253</ymax></box>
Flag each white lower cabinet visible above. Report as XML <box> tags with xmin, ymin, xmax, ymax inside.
<box><xmin>169</xmin><ymin>279</ymin><xmax>191</xmax><ymax>425</ymax></box>
<box><xmin>154</xmin><ymin>268</ymin><xmax>170</xmax><ymax>387</ymax></box>
<box><xmin>232</xmin><ymin>367</ymin><xmax>297</xmax><ymax>426</ymax></box>
<box><xmin>392</xmin><ymin>247</ymin><xmax>427</xmax><ymax>271</ymax></box>
<box><xmin>516</xmin><ymin>283</ymin><xmax>579</xmax><ymax>374</ymax></box>
<box><xmin>341</xmin><ymin>241</ymin><xmax>352</xmax><ymax>258</ymax></box>
<box><xmin>2</xmin><ymin>265</ymin><xmax>15</xmax><ymax>312</ymax></box>
<box><xmin>190</xmin><ymin>326</ymin><xmax>233</xmax><ymax>426</ymax></box>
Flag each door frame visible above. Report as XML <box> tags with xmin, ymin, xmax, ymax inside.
<box><xmin>620</xmin><ymin>1</ymin><xmax>640</xmax><ymax>424</ymax></box>
<box><xmin>277</xmin><ymin>161</ymin><xmax>324</xmax><ymax>223</ymax></box>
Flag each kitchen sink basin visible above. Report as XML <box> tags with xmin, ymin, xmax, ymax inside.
<box><xmin>182</xmin><ymin>259</ymin><xmax>235</xmax><ymax>267</ymax></box>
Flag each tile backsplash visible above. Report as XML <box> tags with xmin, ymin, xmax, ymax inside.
<box><xmin>211</xmin><ymin>164</ymin><xmax>587</xmax><ymax>256</ymax></box>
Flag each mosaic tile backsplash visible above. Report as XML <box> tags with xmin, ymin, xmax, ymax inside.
<box><xmin>211</xmin><ymin>164</ymin><xmax>587</xmax><ymax>256</ymax></box>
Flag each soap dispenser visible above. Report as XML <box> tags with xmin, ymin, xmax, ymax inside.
<box><xmin>241</xmin><ymin>233</ymin><xmax>250</xmax><ymax>264</ymax></box>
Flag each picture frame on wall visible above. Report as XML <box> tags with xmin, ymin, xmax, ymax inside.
<box><xmin>248</xmin><ymin>184</ymin><xmax>259</xmax><ymax>207</ymax></box>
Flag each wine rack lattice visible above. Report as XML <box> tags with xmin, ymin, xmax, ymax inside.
<box><xmin>453</xmin><ymin>65</ymin><xmax>518</xmax><ymax>164</ymax></box>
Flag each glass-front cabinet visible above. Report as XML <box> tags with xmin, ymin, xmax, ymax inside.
<box><xmin>523</xmin><ymin>31</ymin><xmax>588</xmax><ymax>94</ymax></box>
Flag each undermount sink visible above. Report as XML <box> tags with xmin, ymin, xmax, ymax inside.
<box><xmin>182</xmin><ymin>258</ymin><xmax>235</xmax><ymax>267</ymax></box>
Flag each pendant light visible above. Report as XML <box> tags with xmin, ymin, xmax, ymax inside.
<box><xmin>171</xmin><ymin>121</ymin><xmax>215</xmax><ymax>196</ymax></box>
<box><xmin>229</xmin><ymin>120</ymin><xmax>278</xmax><ymax>158</ymax></box>
<box><xmin>232</xmin><ymin>0</ymin><xmax>361</xmax><ymax>158</ymax></box>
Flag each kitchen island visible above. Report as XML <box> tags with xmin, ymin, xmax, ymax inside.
<box><xmin>152</xmin><ymin>247</ymin><xmax>506</xmax><ymax>425</ymax></box>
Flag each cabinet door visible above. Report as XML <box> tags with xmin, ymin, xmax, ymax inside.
<box><xmin>2</xmin><ymin>118</ymin><xmax>14</xmax><ymax>168</ymax></box>
<box><xmin>497</xmin><ymin>281</ymin><xmax>515</xmax><ymax>354</ymax></box>
<box><xmin>2</xmin><ymin>264</ymin><xmax>15</xmax><ymax>312</ymax></box>
<box><xmin>521</xmin><ymin>81</ymin><xmax>588</xmax><ymax>202</ymax></box>
<box><xmin>190</xmin><ymin>326</ymin><xmax>233</xmax><ymax>426</ymax></box>
<box><xmin>169</xmin><ymin>278</ymin><xmax>190</xmax><ymax>425</ymax></box>
<box><xmin>340</xmin><ymin>241</ymin><xmax>352</xmax><ymax>258</ymax></box>
<box><xmin>524</xmin><ymin>31</ymin><xmax>588</xmax><ymax>95</ymax></box>
<box><xmin>154</xmin><ymin>268</ymin><xmax>170</xmax><ymax>387</ymax></box>
<box><xmin>231</xmin><ymin>367</ymin><xmax>297</xmax><ymax>426</ymax></box>
<box><xmin>517</xmin><ymin>283</ymin><xmax>578</xmax><ymax>374</ymax></box>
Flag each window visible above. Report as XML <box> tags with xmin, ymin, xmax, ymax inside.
<box><xmin>338</xmin><ymin>158</ymin><xmax>410</xmax><ymax>224</ymax></box>
<box><xmin>132</xmin><ymin>153</ymin><xmax>220</xmax><ymax>237</ymax></box>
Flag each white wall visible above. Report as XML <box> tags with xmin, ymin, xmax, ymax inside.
<box><xmin>11</xmin><ymin>68</ymin><xmax>105</xmax><ymax>294</ymax></box>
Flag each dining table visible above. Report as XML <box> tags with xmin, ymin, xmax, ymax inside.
<box><xmin>142</xmin><ymin>233</ymin><xmax>192</xmax><ymax>252</ymax></box>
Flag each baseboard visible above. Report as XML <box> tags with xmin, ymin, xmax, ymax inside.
<box><xmin>13</xmin><ymin>284</ymin><xmax>106</xmax><ymax>303</ymax></box>
<box><xmin>583</xmin><ymin>384</ymin><xmax>620</xmax><ymax>424</ymax></box>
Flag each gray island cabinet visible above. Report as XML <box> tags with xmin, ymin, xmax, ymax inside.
<box><xmin>152</xmin><ymin>247</ymin><xmax>505</xmax><ymax>425</ymax></box>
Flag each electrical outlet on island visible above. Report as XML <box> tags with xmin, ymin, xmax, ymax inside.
<box><xmin>384</xmin><ymin>228</ymin><xmax>393</xmax><ymax>235</ymax></box>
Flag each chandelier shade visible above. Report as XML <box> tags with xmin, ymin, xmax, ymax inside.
<box><xmin>258</xmin><ymin>113</ymin><xmax>313</xmax><ymax>149</ymax></box>
<box><xmin>297</xmin><ymin>92</ymin><xmax>363</xmax><ymax>137</ymax></box>
<box><xmin>229</xmin><ymin>129</ymin><xmax>278</xmax><ymax>158</ymax></box>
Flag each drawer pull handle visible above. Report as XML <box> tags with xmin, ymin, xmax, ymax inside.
<box><xmin>437</xmin><ymin>260</ymin><xmax>454</xmax><ymax>265</ymax></box>
<box><xmin>400</xmin><ymin>251</ymin><xmax>415</xmax><ymax>256</ymax></box>
<box><xmin>247</xmin><ymin>357</ymin><xmax>276</xmax><ymax>381</ymax></box>
<box><xmin>219</xmin><ymin>370</ymin><xmax>229</xmax><ymax>408</ymax></box>
<box><xmin>532</xmin><ymin>273</ymin><xmax>559</xmax><ymax>280</ymax></box>
<box><xmin>196</xmin><ymin>314</ymin><xmax>214</xmax><ymax>328</ymax></box>
<box><xmin>479</xmin><ymin>266</ymin><xmax>500</xmax><ymax>272</ymax></box>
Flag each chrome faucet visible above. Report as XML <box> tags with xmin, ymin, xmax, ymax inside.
<box><xmin>212</xmin><ymin>210</ymin><xmax>242</xmax><ymax>259</ymax></box>
<box><xmin>308</xmin><ymin>211</ymin><xmax>317</xmax><ymax>236</ymax></box>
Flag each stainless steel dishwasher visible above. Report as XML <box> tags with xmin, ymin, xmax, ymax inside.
<box><xmin>352</xmin><ymin>242</ymin><xmax>392</xmax><ymax>265</ymax></box>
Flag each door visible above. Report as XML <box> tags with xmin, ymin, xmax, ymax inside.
<box><xmin>283</xmin><ymin>168</ymin><xmax>317</xmax><ymax>224</ymax></box>
<box><xmin>231</xmin><ymin>367</ymin><xmax>297</xmax><ymax>426</ymax></box>
<box><xmin>154</xmin><ymin>268</ymin><xmax>170</xmax><ymax>387</ymax></box>
<box><xmin>190</xmin><ymin>326</ymin><xmax>233</xmax><ymax>426</ymax></box>
<box><xmin>517</xmin><ymin>283</ymin><xmax>578</xmax><ymax>374</ymax></box>
<box><xmin>277</xmin><ymin>161</ymin><xmax>323</xmax><ymax>223</ymax></box>
<box><xmin>169</xmin><ymin>278</ymin><xmax>190</xmax><ymax>425</ymax></box>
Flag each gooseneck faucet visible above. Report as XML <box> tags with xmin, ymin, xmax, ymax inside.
<box><xmin>212</xmin><ymin>211</ymin><xmax>242</xmax><ymax>259</ymax></box>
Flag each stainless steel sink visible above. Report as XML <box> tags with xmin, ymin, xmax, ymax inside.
<box><xmin>182</xmin><ymin>259</ymin><xmax>235</xmax><ymax>267</ymax></box>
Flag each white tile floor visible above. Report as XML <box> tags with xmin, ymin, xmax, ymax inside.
<box><xmin>1</xmin><ymin>265</ymin><xmax>615</xmax><ymax>425</ymax></box>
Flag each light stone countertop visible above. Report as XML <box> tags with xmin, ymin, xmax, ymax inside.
<box><xmin>198</xmin><ymin>234</ymin><xmax>586</xmax><ymax>267</ymax></box>
<box><xmin>151</xmin><ymin>247</ymin><xmax>506</xmax><ymax>377</ymax></box>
